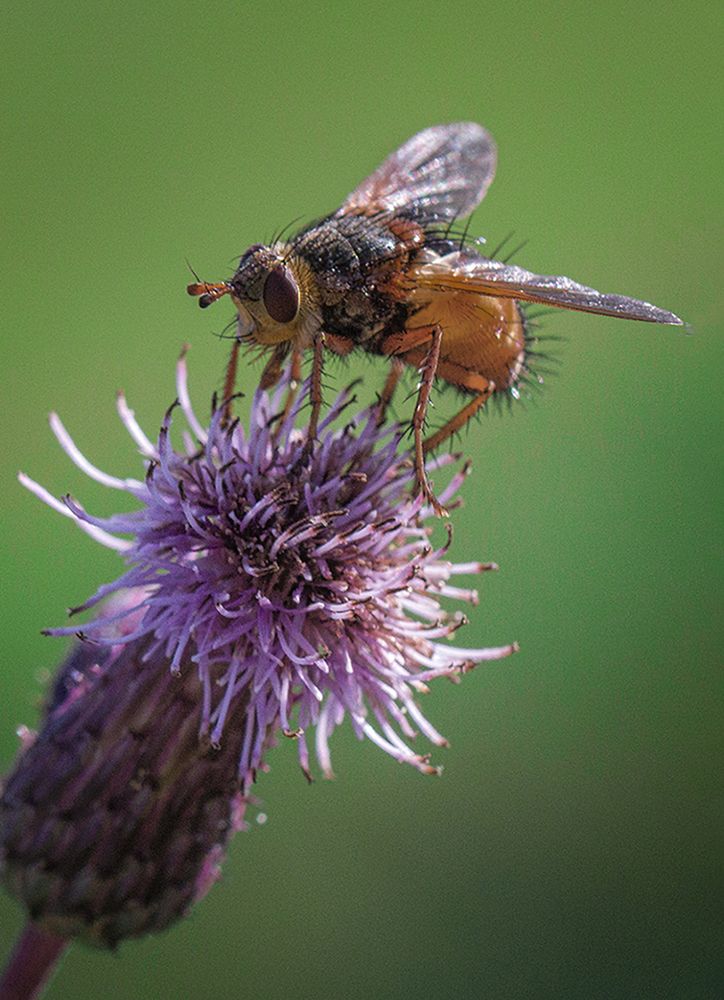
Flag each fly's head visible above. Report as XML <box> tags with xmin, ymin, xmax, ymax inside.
<box><xmin>188</xmin><ymin>242</ymin><xmax>319</xmax><ymax>348</ymax></box>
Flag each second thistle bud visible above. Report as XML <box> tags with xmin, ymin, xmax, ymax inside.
<box><xmin>0</xmin><ymin>624</ymin><xmax>254</xmax><ymax>947</ymax></box>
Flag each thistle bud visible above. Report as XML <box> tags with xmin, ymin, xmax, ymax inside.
<box><xmin>1</xmin><ymin>594</ymin><xmax>253</xmax><ymax>947</ymax></box>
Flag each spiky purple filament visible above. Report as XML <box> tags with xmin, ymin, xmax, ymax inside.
<box><xmin>21</xmin><ymin>350</ymin><xmax>517</xmax><ymax>788</ymax></box>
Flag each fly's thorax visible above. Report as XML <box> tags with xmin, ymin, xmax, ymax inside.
<box><xmin>290</xmin><ymin>217</ymin><xmax>414</xmax><ymax>344</ymax></box>
<box><xmin>292</xmin><ymin>215</ymin><xmax>402</xmax><ymax>298</ymax></box>
<box><xmin>230</xmin><ymin>242</ymin><xmax>322</xmax><ymax>347</ymax></box>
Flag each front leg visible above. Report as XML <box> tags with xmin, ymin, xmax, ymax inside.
<box><xmin>259</xmin><ymin>342</ymin><xmax>290</xmax><ymax>390</ymax></box>
<box><xmin>276</xmin><ymin>347</ymin><xmax>303</xmax><ymax>433</ymax></box>
<box><xmin>221</xmin><ymin>338</ymin><xmax>241</xmax><ymax>426</ymax></box>
<box><xmin>222</xmin><ymin>340</ymin><xmax>288</xmax><ymax>426</ymax></box>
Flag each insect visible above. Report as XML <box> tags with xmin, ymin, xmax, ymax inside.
<box><xmin>188</xmin><ymin>122</ymin><xmax>683</xmax><ymax>514</ymax></box>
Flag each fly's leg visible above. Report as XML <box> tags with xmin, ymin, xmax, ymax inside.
<box><xmin>258</xmin><ymin>342</ymin><xmax>289</xmax><ymax>390</ymax></box>
<box><xmin>376</xmin><ymin>357</ymin><xmax>404</xmax><ymax>426</ymax></box>
<box><xmin>380</xmin><ymin>324</ymin><xmax>447</xmax><ymax>514</ymax></box>
<box><xmin>421</xmin><ymin>360</ymin><xmax>495</xmax><ymax>454</ymax></box>
<box><xmin>259</xmin><ymin>344</ymin><xmax>290</xmax><ymax>435</ymax></box>
<box><xmin>259</xmin><ymin>346</ymin><xmax>304</xmax><ymax>440</ymax></box>
<box><xmin>276</xmin><ymin>347</ymin><xmax>303</xmax><ymax>431</ymax></box>
<box><xmin>380</xmin><ymin>326</ymin><xmax>438</xmax><ymax>357</ymax></box>
<box><xmin>295</xmin><ymin>332</ymin><xmax>326</xmax><ymax>465</ymax></box>
<box><xmin>308</xmin><ymin>332</ymin><xmax>325</xmax><ymax>446</ymax></box>
<box><xmin>410</xmin><ymin>325</ymin><xmax>445</xmax><ymax>515</ymax></box>
<box><xmin>221</xmin><ymin>331</ymin><xmax>287</xmax><ymax>425</ymax></box>
<box><xmin>221</xmin><ymin>339</ymin><xmax>241</xmax><ymax>426</ymax></box>
<box><xmin>379</xmin><ymin>327</ymin><xmax>497</xmax><ymax>514</ymax></box>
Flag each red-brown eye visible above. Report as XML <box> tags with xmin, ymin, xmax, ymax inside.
<box><xmin>263</xmin><ymin>266</ymin><xmax>300</xmax><ymax>324</ymax></box>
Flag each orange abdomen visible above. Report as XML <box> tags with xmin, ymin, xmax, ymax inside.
<box><xmin>406</xmin><ymin>288</ymin><xmax>526</xmax><ymax>393</ymax></box>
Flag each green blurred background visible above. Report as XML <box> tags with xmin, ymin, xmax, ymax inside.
<box><xmin>1</xmin><ymin>2</ymin><xmax>721</xmax><ymax>997</ymax></box>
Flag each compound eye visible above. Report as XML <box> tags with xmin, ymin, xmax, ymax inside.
<box><xmin>263</xmin><ymin>266</ymin><xmax>300</xmax><ymax>324</ymax></box>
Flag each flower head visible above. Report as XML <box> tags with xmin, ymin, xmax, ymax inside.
<box><xmin>21</xmin><ymin>350</ymin><xmax>517</xmax><ymax>788</ymax></box>
<box><xmin>2</xmin><ymin>351</ymin><xmax>516</xmax><ymax>949</ymax></box>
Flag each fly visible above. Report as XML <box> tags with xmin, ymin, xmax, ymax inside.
<box><xmin>188</xmin><ymin>122</ymin><xmax>683</xmax><ymax>515</ymax></box>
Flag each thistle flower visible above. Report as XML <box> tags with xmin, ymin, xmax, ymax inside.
<box><xmin>1</xmin><ymin>350</ymin><xmax>516</xmax><ymax>979</ymax></box>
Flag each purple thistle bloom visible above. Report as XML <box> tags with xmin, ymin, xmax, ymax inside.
<box><xmin>21</xmin><ymin>350</ymin><xmax>516</xmax><ymax>785</ymax></box>
<box><xmin>2</xmin><ymin>349</ymin><xmax>516</xmax><ymax>956</ymax></box>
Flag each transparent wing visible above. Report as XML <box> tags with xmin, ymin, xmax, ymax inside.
<box><xmin>410</xmin><ymin>251</ymin><xmax>684</xmax><ymax>325</ymax></box>
<box><xmin>338</xmin><ymin>123</ymin><xmax>497</xmax><ymax>222</ymax></box>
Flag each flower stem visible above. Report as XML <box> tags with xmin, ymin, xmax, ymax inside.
<box><xmin>0</xmin><ymin>924</ymin><xmax>68</xmax><ymax>1000</ymax></box>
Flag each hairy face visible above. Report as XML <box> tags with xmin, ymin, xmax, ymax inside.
<box><xmin>230</xmin><ymin>244</ymin><xmax>309</xmax><ymax>345</ymax></box>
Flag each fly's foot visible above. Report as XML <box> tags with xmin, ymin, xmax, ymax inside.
<box><xmin>291</xmin><ymin>435</ymin><xmax>318</xmax><ymax>475</ymax></box>
<box><xmin>414</xmin><ymin>472</ymin><xmax>449</xmax><ymax>519</ymax></box>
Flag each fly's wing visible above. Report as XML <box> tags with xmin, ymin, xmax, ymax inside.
<box><xmin>410</xmin><ymin>251</ymin><xmax>684</xmax><ymax>325</ymax></box>
<box><xmin>338</xmin><ymin>123</ymin><xmax>496</xmax><ymax>223</ymax></box>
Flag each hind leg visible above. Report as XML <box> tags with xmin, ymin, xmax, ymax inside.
<box><xmin>421</xmin><ymin>360</ymin><xmax>496</xmax><ymax>455</ymax></box>
<box><xmin>410</xmin><ymin>327</ymin><xmax>446</xmax><ymax>514</ymax></box>
<box><xmin>381</xmin><ymin>324</ymin><xmax>450</xmax><ymax>514</ymax></box>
